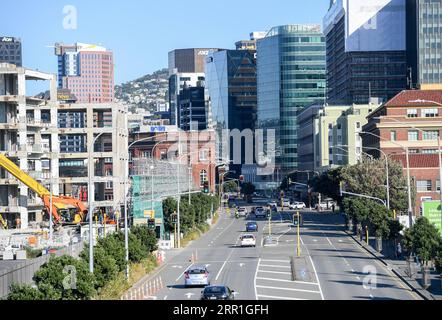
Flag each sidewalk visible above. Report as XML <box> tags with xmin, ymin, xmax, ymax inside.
<box><xmin>345</xmin><ymin>230</ymin><xmax>442</xmax><ymax>300</ymax></box>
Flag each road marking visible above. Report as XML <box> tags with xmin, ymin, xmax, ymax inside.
<box><xmin>261</xmin><ymin>259</ymin><xmax>288</xmax><ymax>263</ymax></box>
<box><xmin>313</xmin><ymin>239</ymin><xmax>318</xmax><ymax>242</ymax></box>
<box><xmin>164</xmin><ymin>296</ymin><xmax>168</xmax><ymax>300</ymax></box>
<box><xmin>257</xmin><ymin>294</ymin><xmax>306</xmax><ymax>300</ymax></box>
<box><xmin>356</xmin><ymin>276</ymin><xmax>361</xmax><ymax>280</ymax></box>
<box><xmin>326</xmin><ymin>237</ymin><xmax>333</xmax><ymax>246</ymax></box>
<box><xmin>185</xmin><ymin>293</ymin><xmax>195</xmax><ymax>299</ymax></box>
<box><xmin>175</xmin><ymin>263</ymin><xmax>193</xmax><ymax>282</ymax></box>
<box><xmin>301</xmin><ymin>236</ymin><xmax>325</xmax><ymax>300</ymax></box>
<box><xmin>258</xmin><ymin>270</ymin><xmax>292</xmax><ymax>275</ymax></box>
<box><xmin>256</xmin><ymin>285</ymin><xmax>321</xmax><ymax>294</ymax></box>
<box><xmin>369</xmin><ymin>294</ymin><xmax>374</xmax><ymax>299</ymax></box>
<box><xmin>215</xmin><ymin>237</ymin><xmax>238</xmax><ymax>281</ymax></box>
<box><xmin>254</xmin><ymin>258</ymin><xmax>261</xmax><ymax>300</ymax></box>
<box><xmin>239</xmin><ymin>263</ymin><xmax>245</xmax><ymax>268</ymax></box>
<box><xmin>259</xmin><ymin>264</ymin><xmax>291</xmax><ymax>269</ymax></box>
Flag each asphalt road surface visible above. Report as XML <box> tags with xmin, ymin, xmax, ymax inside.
<box><xmin>133</xmin><ymin>202</ymin><xmax>420</xmax><ymax>301</ymax></box>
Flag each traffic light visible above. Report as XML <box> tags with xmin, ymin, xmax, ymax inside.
<box><xmin>202</xmin><ymin>181</ymin><xmax>209</xmax><ymax>193</ymax></box>
<box><xmin>148</xmin><ymin>219</ymin><xmax>155</xmax><ymax>229</ymax></box>
<box><xmin>171</xmin><ymin>213</ymin><xmax>177</xmax><ymax>224</ymax></box>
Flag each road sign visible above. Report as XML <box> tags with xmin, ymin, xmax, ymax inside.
<box><xmin>144</xmin><ymin>210</ymin><xmax>155</xmax><ymax>219</ymax></box>
<box><xmin>422</xmin><ymin>201</ymin><xmax>442</xmax><ymax>235</ymax></box>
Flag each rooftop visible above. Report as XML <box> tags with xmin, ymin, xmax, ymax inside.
<box><xmin>384</xmin><ymin>90</ymin><xmax>442</xmax><ymax>108</ymax></box>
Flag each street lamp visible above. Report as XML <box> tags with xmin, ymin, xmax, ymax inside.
<box><xmin>359</xmin><ymin>131</ymin><xmax>413</xmax><ymax>227</ymax></box>
<box><xmin>88</xmin><ymin>132</ymin><xmax>105</xmax><ymax>274</ymax></box>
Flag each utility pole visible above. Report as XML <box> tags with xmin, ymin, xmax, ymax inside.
<box><xmin>297</xmin><ymin>212</ymin><xmax>301</xmax><ymax>257</ymax></box>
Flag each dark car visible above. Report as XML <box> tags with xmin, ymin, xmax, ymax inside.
<box><xmin>201</xmin><ymin>285</ymin><xmax>235</xmax><ymax>300</ymax></box>
<box><xmin>246</xmin><ymin>221</ymin><xmax>258</xmax><ymax>232</ymax></box>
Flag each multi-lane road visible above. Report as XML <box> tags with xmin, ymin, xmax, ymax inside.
<box><xmin>134</xmin><ymin>201</ymin><xmax>420</xmax><ymax>301</ymax></box>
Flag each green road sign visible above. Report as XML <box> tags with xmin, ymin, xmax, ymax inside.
<box><xmin>422</xmin><ymin>201</ymin><xmax>442</xmax><ymax>236</ymax></box>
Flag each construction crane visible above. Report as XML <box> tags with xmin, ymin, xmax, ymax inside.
<box><xmin>0</xmin><ymin>154</ymin><xmax>88</xmax><ymax>226</ymax></box>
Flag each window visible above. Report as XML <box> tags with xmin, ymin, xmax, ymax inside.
<box><xmin>408</xmin><ymin>131</ymin><xmax>419</xmax><ymax>141</ymax></box>
<box><xmin>437</xmin><ymin>180</ymin><xmax>440</xmax><ymax>192</ymax></box>
<box><xmin>416</xmin><ymin>180</ymin><xmax>432</xmax><ymax>192</ymax></box>
<box><xmin>422</xmin><ymin>108</ymin><xmax>438</xmax><ymax>117</ymax></box>
<box><xmin>407</xmin><ymin>109</ymin><xmax>418</xmax><ymax>118</ymax></box>
<box><xmin>422</xmin><ymin>149</ymin><xmax>437</xmax><ymax>154</ymax></box>
<box><xmin>356</xmin><ymin>122</ymin><xmax>361</xmax><ymax>129</ymax></box>
<box><xmin>200</xmin><ymin>170</ymin><xmax>208</xmax><ymax>186</ymax></box>
<box><xmin>423</xmin><ymin>130</ymin><xmax>439</xmax><ymax>140</ymax></box>
<box><xmin>199</xmin><ymin>150</ymin><xmax>208</xmax><ymax>161</ymax></box>
<box><xmin>391</xmin><ymin>131</ymin><xmax>397</xmax><ymax>141</ymax></box>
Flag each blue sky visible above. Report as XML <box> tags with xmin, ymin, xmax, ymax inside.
<box><xmin>0</xmin><ymin>0</ymin><xmax>329</xmax><ymax>91</ymax></box>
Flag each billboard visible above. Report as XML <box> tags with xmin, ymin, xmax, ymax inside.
<box><xmin>422</xmin><ymin>201</ymin><xmax>442</xmax><ymax>236</ymax></box>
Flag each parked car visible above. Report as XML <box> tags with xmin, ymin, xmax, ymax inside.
<box><xmin>316</xmin><ymin>202</ymin><xmax>328</xmax><ymax>210</ymax></box>
<box><xmin>246</xmin><ymin>221</ymin><xmax>258</xmax><ymax>232</ymax></box>
<box><xmin>254</xmin><ymin>206</ymin><xmax>266</xmax><ymax>218</ymax></box>
<box><xmin>282</xmin><ymin>199</ymin><xmax>291</xmax><ymax>207</ymax></box>
<box><xmin>268</xmin><ymin>201</ymin><xmax>278</xmax><ymax>208</ymax></box>
<box><xmin>201</xmin><ymin>286</ymin><xmax>235</xmax><ymax>300</ymax></box>
<box><xmin>290</xmin><ymin>202</ymin><xmax>306</xmax><ymax>210</ymax></box>
<box><xmin>240</xmin><ymin>234</ymin><xmax>256</xmax><ymax>247</ymax></box>
<box><xmin>184</xmin><ymin>265</ymin><xmax>211</xmax><ymax>287</ymax></box>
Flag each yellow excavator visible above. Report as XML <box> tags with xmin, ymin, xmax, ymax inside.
<box><xmin>0</xmin><ymin>154</ymin><xmax>88</xmax><ymax>226</ymax></box>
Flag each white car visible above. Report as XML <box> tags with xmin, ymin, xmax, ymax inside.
<box><xmin>254</xmin><ymin>207</ymin><xmax>266</xmax><ymax>218</ymax></box>
<box><xmin>268</xmin><ymin>201</ymin><xmax>278</xmax><ymax>208</ymax></box>
<box><xmin>316</xmin><ymin>202</ymin><xmax>328</xmax><ymax>210</ymax></box>
<box><xmin>237</xmin><ymin>207</ymin><xmax>248</xmax><ymax>217</ymax></box>
<box><xmin>240</xmin><ymin>234</ymin><xmax>256</xmax><ymax>247</ymax></box>
<box><xmin>290</xmin><ymin>202</ymin><xmax>306</xmax><ymax>210</ymax></box>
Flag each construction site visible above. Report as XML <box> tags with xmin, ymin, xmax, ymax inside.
<box><xmin>0</xmin><ymin>63</ymin><xmax>128</xmax><ymax>262</ymax></box>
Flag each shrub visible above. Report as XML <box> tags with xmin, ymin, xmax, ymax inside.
<box><xmin>97</xmin><ymin>232</ymin><xmax>127</xmax><ymax>272</ymax></box>
<box><xmin>131</xmin><ymin>225</ymin><xmax>158</xmax><ymax>253</ymax></box>
<box><xmin>33</xmin><ymin>255</ymin><xmax>96</xmax><ymax>300</ymax></box>
<box><xmin>80</xmin><ymin>245</ymin><xmax>119</xmax><ymax>289</ymax></box>
<box><xmin>7</xmin><ymin>284</ymin><xmax>44</xmax><ymax>300</ymax></box>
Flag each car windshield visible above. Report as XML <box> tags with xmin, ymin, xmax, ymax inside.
<box><xmin>188</xmin><ymin>268</ymin><xmax>206</xmax><ymax>274</ymax></box>
<box><xmin>242</xmin><ymin>235</ymin><xmax>254</xmax><ymax>239</ymax></box>
<box><xmin>247</xmin><ymin>222</ymin><xmax>256</xmax><ymax>226</ymax></box>
<box><xmin>205</xmin><ymin>286</ymin><xmax>226</xmax><ymax>294</ymax></box>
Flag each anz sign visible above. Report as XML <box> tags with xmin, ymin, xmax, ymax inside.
<box><xmin>149</xmin><ymin>126</ymin><xmax>167</xmax><ymax>133</ymax></box>
<box><xmin>1</xmin><ymin>37</ymin><xmax>14</xmax><ymax>43</ymax></box>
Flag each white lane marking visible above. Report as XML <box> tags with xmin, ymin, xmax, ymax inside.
<box><xmin>257</xmin><ymin>294</ymin><xmax>306</xmax><ymax>300</ymax></box>
<box><xmin>370</xmin><ymin>294</ymin><xmax>374</xmax><ymax>299</ymax></box>
<box><xmin>185</xmin><ymin>293</ymin><xmax>195</xmax><ymax>299</ymax></box>
<box><xmin>313</xmin><ymin>239</ymin><xmax>318</xmax><ymax>242</ymax></box>
<box><xmin>276</xmin><ymin>228</ymin><xmax>293</xmax><ymax>241</ymax></box>
<box><xmin>326</xmin><ymin>237</ymin><xmax>333</xmax><ymax>246</ymax></box>
<box><xmin>261</xmin><ymin>259</ymin><xmax>289</xmax><ymax>263</ymax></box>
<box><xmin>256</xmin><ymin>277</ymin><xmax>294</xmax><ymax>283</ymax></box>
<box><xmin>356</xmin><ymin>276</ymin><xmax>361</xmax><ymax>280</ymax></box>
<box><xmin>256</xmin><ymin>285</ymin><xmax>321</xmax><ymax>294</ymax></box>
<box><xmin>259</xmin><ymin>264</ymin><xmax>291</xmax><ymax>269</ymax></box>
<box><xmin>215</xmin><ymin>236</ymin><xmax>239</xmax><ymax>281</ymax></box>
<box><xmin>258</xmin><ymin>270</ymin><xmax>292</xmax><ymax>275</ymax></box>
<box><xmin>163</xmin><ymin>296</ymin><xmax>168</xmax><ymax>300</ymax></box>
<box><xmin>239</xmin><ymin>263</ymin><xmax>245</xmax><ymax>268</ymax></box>
<box><xmin>301</xmin><ymin>236</ymin><xmax>325</xmax><ymax>301</ymax></box>
<box><xmin>254</xmin><ymin>258</ymin><xmax>261</xmax><ymax>301</ymax></box>
<box><xmin>175</xmin><ymin>263</ymin><xmax>193</xmax><ymax>282</ymax></box>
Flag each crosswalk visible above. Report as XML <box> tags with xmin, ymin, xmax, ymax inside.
<box><xmin>255</xmin><ymin>259</ymin><xmax>323</xmax><ymax>300</ymax></box>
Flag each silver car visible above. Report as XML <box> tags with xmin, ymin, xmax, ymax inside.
<box><xmin>184</xmin><ymin>266</ymin><xmax>211</xmax><ymax>287</ymax></box>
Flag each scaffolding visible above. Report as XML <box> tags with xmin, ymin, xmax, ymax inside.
<box><xmin>130</xmin><ymin>158</ymin><xmax>192</xmax><ymax>238</ymax></box>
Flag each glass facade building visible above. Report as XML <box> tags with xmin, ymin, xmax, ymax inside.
<box><xmin>407</xmin><ymin>0</ymin><xmax>442</xmax><ymax>88</ymax></box>
<box><xmin>256</xmin><ymin>25</ymin><xmax>326</xmax><ymax>174</ymax></box>
<box><xmin>205</xmin><ymin>49</ymin><xmax>257</xmax><ymax>174</ymax></box>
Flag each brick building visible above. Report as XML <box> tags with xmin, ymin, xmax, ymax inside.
<box><xmin>363</xmin><ymin>90</ymin><xmax>442</xmax><ymax>214</ymax></box>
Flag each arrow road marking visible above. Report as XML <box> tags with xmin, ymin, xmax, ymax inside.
<box><xmin>185</xmin><ymin>293</ymin><xmax>195</xmax><ymax>299</ymax></box>
<box><xmin>239</xmin><ymin>263</ymin><xmax>245</xmax><ymax>268</ymax></box>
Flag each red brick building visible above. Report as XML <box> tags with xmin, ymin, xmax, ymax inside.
<box><xmin>128</xmin><ymin>126</ymin><xmax>216</xmax><ymax>193</ymax></box>
<box><xmin>363</xmin><ymin>90</ymin><xmax>442</xmax><ymax>214</ymax></box>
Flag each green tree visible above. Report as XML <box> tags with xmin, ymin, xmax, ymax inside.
<box><xmin>80</xmin><ymin>245</ymin><xmax>119</xmax><ymax>289</ymax></box>
<box><xmin>131</xmin><ymin>225</ymin><xmax>158</xmax><ymax>253</ymax></box>
<box><xmin>223</xmin><ymin>180</ymin><xmax>238</xmax><ymax>193</ymax></box>
<box><xmin>435</xmin><ymin>238</ymin><xmax>442</xmax><ymax>273</ymax></box>
<box><xmin>403</xmin><ymin>217</ymin><xmax>440</xmax><ymax>266</ymax></box>
<box><xmin>7</xmin><ymin>284</ymin><xmax>44</xmax><ymax>300</ymax></box>
<box><xmin>162</xmin><ymin>197</ymin><xmax>177</xmax><ymax>233</ymax></box>
<box><xmin>97</xmin><ymin>232</ymin><xmax>127</xmax><ymax>272</ymax></box>
<box><xmin>312</xmin><ymin>167</ymin><xmax>343</xmax><ymax>202</ymax></box>
<box><xmin>33</xmin><ymin>255</ymin><xmax>96</xmax><ymax>300</ymax></box>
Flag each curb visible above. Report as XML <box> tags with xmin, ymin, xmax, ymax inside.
<box><xmin>345</xmin><ymin>230</ymin><xmax>436</xmax><ymax>300</ymax></box>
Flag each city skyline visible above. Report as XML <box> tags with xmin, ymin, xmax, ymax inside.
<box><xmin>0</xmin><ymin>0</ymin><xmax>329</xmax><ymax>93</ymax></box>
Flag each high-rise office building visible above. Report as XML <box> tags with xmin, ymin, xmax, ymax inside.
<box><xmin>0</xmin><ymin>37</ymin><xmax>22</xmax><ymax>67</ymax></box>
<box><xmin>168</xmin><ymin>48</ymin><xmax>224</xmax><ymax>125</ymax></box>
<box><xmin>55</xmin><ymin>43</ymin><xmax>114</xmax><ymax>103</ymax></box>
<box><xmin>205</xmin><ymin>49</ymin><xmax>258</xmax><ymax>175</ymax></box>
<box><xmin>256</xmin><ymin>25</ymin><xmax>326</xmax><ymax>176</ymax></box>
<box><xmin>323</xmin><ymin>0</ymin><xmax>408</xmax><ymax>104</ymax></box>
<box><xmin>407</xmin><ymin>0</ymin><xmax>442</xmax><ymax>90</ymax></box>
<box><xmin>235</xmin><ymin>32</ymin><xmax>267</xmax><ymax>50</ymax></box>
<box><xmin>177</xmin><ymin>84</ymin><xmax>208</xmax><ymax>131</ymax></box>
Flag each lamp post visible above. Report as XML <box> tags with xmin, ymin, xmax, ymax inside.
<box><xmin>359</xmin><ymin>131</ymin><xmax>413</xmax><ymax>227</ymax></box>
<box><xmin>88</xmin><ymin>132</ymin><xmax>104</xmax><ymax>274</ymax></box>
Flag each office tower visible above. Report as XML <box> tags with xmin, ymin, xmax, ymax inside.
<box><xmin>205</xmin><ymin>49</ymin><xmax>258</xmax><ymax>175</ymax></box>
<box><xmin>168</xmin><ymin>48</ymin><xmax>224</xmax><ymax>125</ymax></box>
<box><xmin>407</xmin><ymin>0</ymin><xmax>442</xmax><ymax>89</ymax></box>
<box><xmin>0</xmin><ymin>37</ymin><xmax>22</xmax><ymax>66</ymax></box>
<box><xmin>235</xmin><ymin>31</ymin><xmax>267</xmax><ymax>50</ymax></box>
<box><xmin>324</xmin><ymin>0</ymin><xmax>408</xmax><ymax>104</ymax></box>
<box><xmin>256</xmin><ymin>25</ymin><xmax>326</xmax><ymax>176</ymax></box>
<box><xmin>177</xmin><ymin>84</ymin><xmax>207</xmax><ymax>131</ymax></box>
<box><xmin>55</xmin><ymin>42</ymin><xmax>114</xmax><ymax>103</ymax></box>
